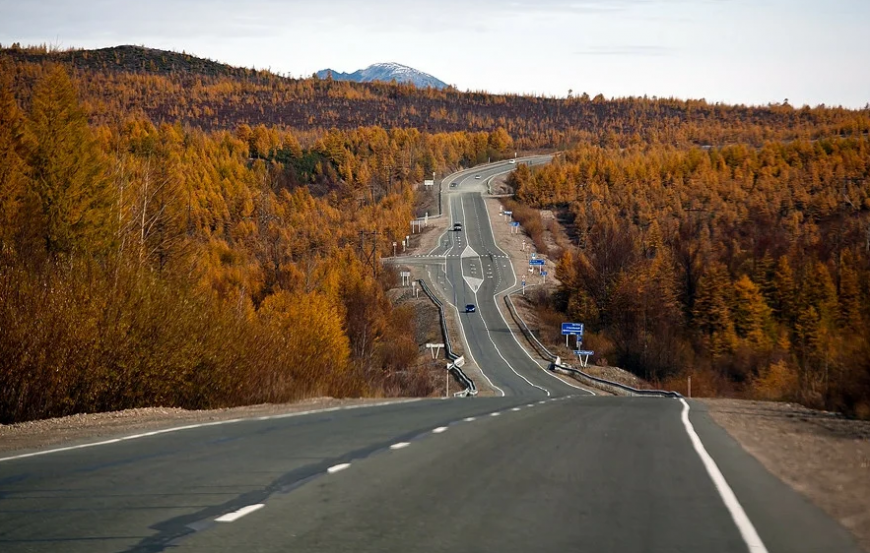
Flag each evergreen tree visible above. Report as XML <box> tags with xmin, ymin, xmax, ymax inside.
<box><xmin>28</xmin><ymin>64</ymin><xmax>112</xmax><ymax>256</ymax></box>
<box><xmin>0</xmin><ymin>61</ymin><xmax>31</xmax><ymax>254</ymax></box>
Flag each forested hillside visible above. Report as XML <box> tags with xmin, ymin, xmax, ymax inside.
<box><xmin>512</xmin><ymin>139</ymin><xmax>870</xmax><ymax>416</ymax></box>
<box><xmin>0</xmin><ymin>60</ymin><xmax>514</xmax><ymax>423</ymax></box>
<box><xmin>2</xmin><ymin>45</ymin><xmax>869</xmax><ymax>149</ymax></box>
<box><xmin>2</xmin><ymin>44</ymin><xmax>869</xmax><ymax>422</ymax></box>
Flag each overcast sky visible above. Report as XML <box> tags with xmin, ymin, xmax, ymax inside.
<box><xmin>1</xmin><ymin>0</ymin><xmax>868</xmax><ymax>108</ymax></box>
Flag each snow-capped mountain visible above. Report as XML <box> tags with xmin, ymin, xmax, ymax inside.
<box><xmin>316</xmin><ymin>63</ymin><xmax>447</xmax><ymax>89</ymax></box>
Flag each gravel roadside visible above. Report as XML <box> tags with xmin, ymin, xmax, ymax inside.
<box><xmin>704</xmin><ymin>399</ymin><xmax>870</xmax><ymax>552</ymax></box>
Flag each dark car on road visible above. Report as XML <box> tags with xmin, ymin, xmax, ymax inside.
<box><xmin>453</xmin><ymin>222</ymin><xmax>462</xmax><ymax>231</ymax></box>
<box><xmin>465</xmin><ymin>304</ymin><xmax>476</xmax><ymax>313</ymax></box>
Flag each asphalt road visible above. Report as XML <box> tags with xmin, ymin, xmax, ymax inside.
<box><xmin>0</xmin><ymin>160</ymin><xmax>862</xmax><ymax>553</ymax></box>
<box><xmin>404</xmin><ymin>157</ymin><xmax>582</xmax><ymax>397</ymax></box>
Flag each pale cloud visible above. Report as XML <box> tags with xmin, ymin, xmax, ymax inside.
<box><xmin>0</xmin><ymin>0</ymin><xmax>867</xmax><ymax>108</ymax></box>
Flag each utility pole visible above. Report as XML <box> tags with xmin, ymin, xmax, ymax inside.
<box><xmin>359</xmin><ymin>231</ymin><xmax>379</xmax><ymax>278</ymax></box>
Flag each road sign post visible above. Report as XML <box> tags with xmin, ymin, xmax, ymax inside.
<box><xmin>426</xmin><ymin>343</ymin><xmax>445</xmax><ymax>359</ymax></box>
<box><xmin>562</xmin><ymin>322</ymin><xmax>584</xmax><ymax>348</ymax></box>
<box><xmin>574</xmin><ymin>350</ymin><xmax>595</xmax><ymax>367</ymax></box>
<box><xmin>446</xmin><ymin>364</ymin><xmax>450</xmax><ymax>397</ymax></box>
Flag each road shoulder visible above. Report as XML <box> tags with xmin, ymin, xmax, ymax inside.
<box><xmin>698</xmin><ymin>398</ymin><xmax>869</xmax><ymax>552</ymax></box>
<box><xmin>0</xmin><ymin>397</ymin><xmax>417</xmax><ymax>455</ymax></box>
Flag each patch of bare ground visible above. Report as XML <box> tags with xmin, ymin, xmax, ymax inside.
<box><xmin>483</xmin><ymin>197</ymin><xmax>563</xmax><ymax>292</ymax></box>
<box><xmin>489</xmin><ymin>174</ymin><xmax>513</xmax><ymax>196</ymax></box>
<box><xmin>398</xmin><ymin>213</ymin><xmax>447</xmax><ymax>257</ymax></box>
<box><xmin>704</xmin><ymin>399</ymin><xmax>870</xmax><ymax>552</ymax></box>
<box><xmin>414</xmin><ymin>181</ymin><xmax>442</xmax><ymax>219</ymax></box>
<box><xmin>0</xmin><ymin>397</ymin><xmax>416</xmax><ymax>455</ymax></box>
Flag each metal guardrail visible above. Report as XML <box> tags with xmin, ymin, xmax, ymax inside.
<box><xmin>504</xmin><ymin>292</ymin><xmax>681</xmax><ymax>399</ymax></box>
<box><xmin>418</xmin><ymin>279</ymin><xmax>477</xmax><ymax>396</ymax></box>
<box><xmin>503</xmin><ymin>292</ymin><xmax>559</xmax><ymax>362</ymax></box>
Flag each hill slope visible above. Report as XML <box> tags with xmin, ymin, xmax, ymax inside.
<box><xmin>2</xmin><ymin>45</ymin><xmax>867</xmax><ymax>148</ymax></box>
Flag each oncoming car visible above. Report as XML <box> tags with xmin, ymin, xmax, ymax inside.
<box><xmin>465</xmin><ymin>304</ymin><xmax>476</xmax><ymax>313</ymax></box>
<box><xmin>475</xmin><ymin>175</ymin><xmax>481</xmax><ymax>179</ymax></box>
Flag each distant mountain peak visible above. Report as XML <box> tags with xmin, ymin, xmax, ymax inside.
<box><xmin>316</xmin><ymin>63</ymin><xmax>447</xmax><ymax>89</ymax></box>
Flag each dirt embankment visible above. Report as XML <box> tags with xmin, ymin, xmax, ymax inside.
<box><xmin>705</xmin><ymin>399</ymin><xmax>870</xmax><ymax>552</ymax></box>
<box><xmin>0</xmin><ymin>397</ymin><xmax>417</xmax><ymax>455</ymax></box>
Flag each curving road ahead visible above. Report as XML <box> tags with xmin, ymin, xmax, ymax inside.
<box><xmin>0</xmin><ymin>160</ymin><xmax>862</xmax><ymax>553</ymax></box>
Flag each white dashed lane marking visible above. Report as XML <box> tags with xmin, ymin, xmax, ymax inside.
<box><xmin>215</xmin><ymin>504</ymin><xmax>265</xmax><ymax>523</ymax></box>
<box><xmin>327</xmin><ymin>463</ymin><xmax>351</xmax><ymax>474</ymax></box>
<box><xmin>390</xmin><ymin>442</ymin><xmax>411</xmax><ymax>450</ymax></box>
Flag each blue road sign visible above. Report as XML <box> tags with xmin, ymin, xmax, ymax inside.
<box><xmin>529</xmin><ymin>259</ymin><xmax>545</xmax><ymax>266</ymax></box>
<box><xmin>510</xmin><ymin>221</ymin><xmax>520</xmax><ymax>227</ymax></box>
<box><xmin>503</xmin><ymin>210</ymin><xmax>513</xmax><ymax>216</ymax></box>
<box><xmin>574</xmin><ymin>350</ymin><xmax>595</xmax><ymax>356</ymax></box>
<box><xmin>561</xmin><ymin>322</ymin><xmax>584</xmax><ymax>335</ymax></box>
<box><xmin>541</xmin><ymin>271</ymin><xmax>548</xmax><ymax>276</ymax></box>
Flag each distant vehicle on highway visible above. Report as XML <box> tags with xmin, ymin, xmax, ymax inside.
<box><xmin>450</xmin><ymin>182</ymin><xmax>457</xmax><ymax>187</ymax></box>
<box><xmin>509</xmin><ymin>159</ymin><xmax>516</xmax><ymax>164</ymax></box>
<box><xmin>475</xmin><ymin>175</ymin><xmax>481</xmax><ymax>179</ymax></box>
<box><xmin>453</xmin><ymin>222</ymin><xmax>462</xmax><ymax>231</ymax></box>
<box><xmin>465</xmin><ymin>304</ymin><xmax>476</xmax><ymax>313</ymax></box>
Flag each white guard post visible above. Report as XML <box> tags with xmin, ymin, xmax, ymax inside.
<box><xmin>426</xmin><ymin>343</ymin><xmax>445</xmax><ymax>359</ymax></box>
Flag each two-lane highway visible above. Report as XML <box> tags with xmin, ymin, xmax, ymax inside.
<box><xmin>422</xmin><ymin>158</ymin><xmax>585</xmax><ymax>397</ymax></box>
<box><xmin>0</xmin><ymin>159</ymin><xmax>863</xmax><ymax>553</ymax></box>
<box><xmin>1</xmin><ymin>396</ymin><xmax>860</xmax><ymax>552</ymax></box>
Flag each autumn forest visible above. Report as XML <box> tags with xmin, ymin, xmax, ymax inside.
<box><xmin>1</xmin><ymin>45</ymin><xmax>869</xmax><ymax>421</ymax></box>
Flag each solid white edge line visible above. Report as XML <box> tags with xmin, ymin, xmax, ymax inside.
<box><xmin>215</xmin><ymin>503</ymin><xmax>265</xmax><ymax>522</ymax></box>
<box><xmin>327</xmin><ymin>463</ymin><xmax>351</xmax><ymax>474</ymax></box>
<box><xmin>390</xmin><ymin>442</ymin><xmax>411</xmax><ymax>450</ymax></box>
<box><xmin>680</xmin><ymin>399</ymin><xmax>768</xmax><ymax>553</ymax></box>
<box><xmin>0</xmin><ymin>399</ymin><xmax>422</xmax><ymax>464</ymax></box>
<box><xmin>432</xmin><ymin>426</ymin><xmax>448</xmax><ymax>433</ymax></box>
